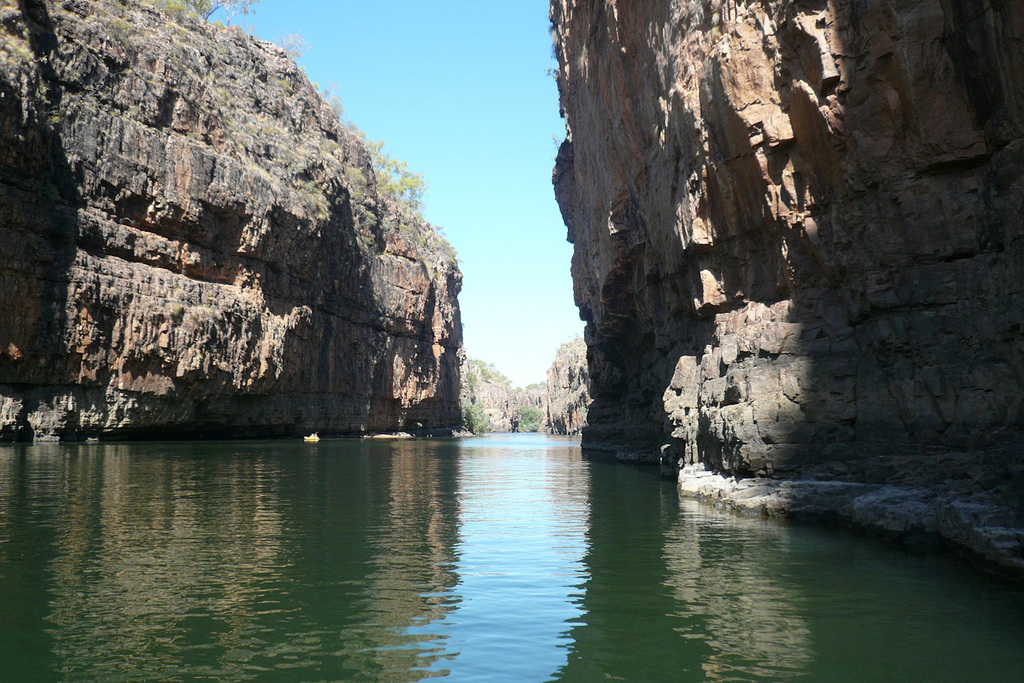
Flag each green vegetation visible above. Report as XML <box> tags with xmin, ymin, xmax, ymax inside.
<box><xmin>339</xmin><ymin>121</ymin><xmax>456</xmax><ymax>265</ymax></box>
<box><xmin>339</xmin><ymin>126</ymin><xmax>426</xmax><ymax>216</ymax></box>
<box><xmin>460</xmin><ymin>401</ymin><xmax>492</xmax><ymax>435</ymax></box>
<box><xmin>466</xmin><ymin>359</ymin><xmax>512</xmax><ymax>388</ymax></box>
<box><xmin>461</xmin><ymin>359</ymin><xmax>546</xmax><ymax>434</ymax></box>
<box><xmin>344</xmin><ymin>166</ymin><xmax>368</xmax><ymax>203</ymax></box>
<box><xmin>517</xmin><ymin>406</ymin><xmax>543</xmax><ymax>433</ymax></box>
<box><xmin>148</xmin><ymin>0</ymin><xmax>456</xmax><ymax>268</ymax></box>
<box><xmin>317</xmin><ymin>83</ymin><xmax>345</xmax><ymax>120</ymax></box>
<box><xmin>366</xmin><ymin>140</ymin><xmax>426</xmax><ymax>214</ymax></box>
<box><xmin>108</xmin><ymin>15</ymin><xmax>133</xmax><ymax>45</ymax></box>
<box><xmin>461</xmin><ymin>359</ymin><xmax>509</xmax><ymax>434</ymax></box>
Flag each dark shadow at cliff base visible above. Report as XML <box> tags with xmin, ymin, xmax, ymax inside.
<box><xmin>0</xmin><ymin>1</ymin><xmax>83</xmax><ymax>441</ymax></box>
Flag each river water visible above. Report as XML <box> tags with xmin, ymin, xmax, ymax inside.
<box><xmin>0</xmin><ymin>434</ymin><xmax>1022</xmax><ymax>682</ymax></box>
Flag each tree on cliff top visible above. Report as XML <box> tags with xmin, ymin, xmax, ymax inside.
<box><xmin>466</xmin><ymin>359</ymin><xmax>512</xmax><ymax>388</ymax></box>
<box><xmin>154</xmin><ymin>0</ymin><xmax>260</xmax><ymax>23</ymax></box>
<box><xmin>366</xmin><ymin>140</ymin><xmax>427</xmax><ymax>214</ymax></box>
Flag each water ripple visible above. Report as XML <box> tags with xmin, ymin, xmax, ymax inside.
<box><xmin>1</xmin><ymin>437</ymin><xmax>1023</xmax><ymax>682</ymax></box>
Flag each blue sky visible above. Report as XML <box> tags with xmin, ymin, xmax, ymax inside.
<box><xmin>241</xmin><ymin>0</ymin><xmax>584</xmax><ymax>387</ymax></box>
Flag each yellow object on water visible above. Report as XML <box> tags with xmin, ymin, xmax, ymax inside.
<box><xmin>304</xmin><ymin>433</ymin><xmax>320</xmax><ymax>442</ymax></box>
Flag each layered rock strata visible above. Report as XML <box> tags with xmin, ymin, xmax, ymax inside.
<box><xmin>544</xmin><ymin>336</ymin><xmax>590</xmax><ymax>435</ymax></box>
<box><xmin>552</xmin><ymin>0</ymin><xmax>1024</xmax><ymax>574</ymax></box>
<box><xmin>0</xmin><ymin>0</ymin><xmax>462</xmax><ymax>440</ymax></box>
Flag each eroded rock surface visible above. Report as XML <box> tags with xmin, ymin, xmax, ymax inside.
<box><xmin>0</xmin><ymin>0</ymin><xmax>462</xmax><ymax>439</ymax></box>
<box><xmin>545</xmin><ymin>336</ymin><xmax>590</xmax><ymax>435</ymax></box>
<box><xmin>552</xmin><ymin>0</ymin><xmax>1024</xmax><ymax>574</ymax></box>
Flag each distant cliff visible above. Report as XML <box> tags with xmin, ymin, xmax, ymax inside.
<box><xmin>460</xmin><ymin>345</ymin><xmax>589</xmax><ymax>435</ymax></box>
<box><xmin>544</xmin><ymin>337</ymin><xmax>589</xmax><ymax>435</ymax></box>
<box><xmin>552</xmin><ymin>0</ymin><xmax>1024</xmax><ymax>575</ymax></box>
<box><xmin>0</xmin><ymin>0</ymin><xmax>462</xmax><ymax>440</ymax></box>
<box><xmin>460</xmin><ymin>359</ymin><xmax>544</xmax><ymax>433</ymax></box>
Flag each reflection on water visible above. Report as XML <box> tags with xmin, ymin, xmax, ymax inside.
<box><xmin>553</xmin><ymin>459</ymin><xmax>1024</xmax><ymax>683</ymax></box>
<box><xmin>42</xmin><ymin>445</ymin><xmax>290</xmax><ymax>680</ymax></box>
<box><xmin>1</xmin><ymin>436</ymin><xmax>1023</xmax><ymax>682</ymax></box>
<box><xmin>424</xmin><ymin>436</ymin><xmax>589</xmax><ymax>681</ymax></box>
<box><xmin>0</xmin><ymin>436</ymin><xmax>591</xmax><ymax>681</ymax></box>
<box><xmin>344</xmin><ymin>440</ymin><xmax>461</xmax><ymax>680</ymax></box>
<box><xmin>663</xmin><ymin>501</ymin><xmax>813</xmax><ymax>681</ymax></box>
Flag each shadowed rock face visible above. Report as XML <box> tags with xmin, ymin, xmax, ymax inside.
<box><xmin>552</xmin><ymin>0</ymin><xmax>1024</xmax><ymax>472</ymax></box>
<box><xmin>0</xmin><ymin>0</ymin><xmax>462</xmax><ymax>440</ymax></box>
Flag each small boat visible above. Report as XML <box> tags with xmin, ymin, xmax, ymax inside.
<box><xmin>303</xmin><ymin>432</ymin><xmax>320</xmax><ymax>442</ymax></box>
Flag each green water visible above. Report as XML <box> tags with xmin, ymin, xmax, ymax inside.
<box><xmin>0</xmin><ymin>434</ymin><xmax>1022</xmax><ymax>682</ymax></box>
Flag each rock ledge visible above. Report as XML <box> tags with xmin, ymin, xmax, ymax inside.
<box><xmin>679</xmin><ymin>465</ymin><xmax>1024</xmax><ymax>580</ymax></box>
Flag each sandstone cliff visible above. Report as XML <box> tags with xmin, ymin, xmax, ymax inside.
<box><xmin>0</xmin><ymin>0</ymin><xmax>462</xmax><ymax>440</ymax></box>
<box><xmin>460</xmin><ymin>359</ymin><xmax>545</xmax><ymax>432</ymax></box>
<box><xmin>544</xmin><ymin>336</ymin><xmax>589</xmax><ymax>435</ymax></box>
<box><xmin>552</xmin><ymin>0</ymin><xmax>1024</xmax><ymax>574</ymax></box>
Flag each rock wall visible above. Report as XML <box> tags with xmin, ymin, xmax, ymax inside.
<box><xmin>552</xmin><ymin>0</ymin><xmax>1024</xmax><ymax>570</ymax></box>
<box><xmin>553</xmin><ymin>0</ymin><xmax>1024</xmax><ymax>466</ymax></box>
<box><xmin>0</xmin><ymin>0</ymin><xmax>462</xmax><ymax>440</ymax></box>
<box><xmin>545</xmin><ymin>337</ymin><xmax>590</xmax><ymax>435</ymax></box>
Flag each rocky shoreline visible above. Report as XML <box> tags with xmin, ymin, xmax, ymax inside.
<box><xmin>676</xmin><ymin>456</ymin><xmax>1024</xmax><ymax>581</ymax></box>
<box><xmin>579</xmin><ymin>439</ymin><xmax>1024</xmax><ymax>578</ymax></box>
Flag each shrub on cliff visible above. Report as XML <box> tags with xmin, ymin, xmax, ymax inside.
<box><xmin>461</xmin><ymin>401</ymin><xmax>492</xmax><ymax>434</ymax></box>
<box><xmin>366</xmin><ymin>140</ymin><xmax>426</xmax><ymax>214</ymax></box>
<box><xmin>517</xmin><ymin>406</ymin><xmax>543</xmax><ymax>433</ymax></box>
<box><xmin>343</xmin><ymin>129</ymin><xmax>456</xmax><ymax>265</ymax></box>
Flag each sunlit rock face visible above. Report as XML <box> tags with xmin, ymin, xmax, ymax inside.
<box><xmin>552</xmin><ymin>0</ymin><xmax>1024</xmax><ymax>478</ymax></box>
<box><xmin>0</xmin><ymin>0</ymin><xmax>462</xmax><ymax>439</ymax></box>
<box><xmin>545</xmin><ymin>337</ymin><xmax>590</xmax><ymax>436</ymax></box>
